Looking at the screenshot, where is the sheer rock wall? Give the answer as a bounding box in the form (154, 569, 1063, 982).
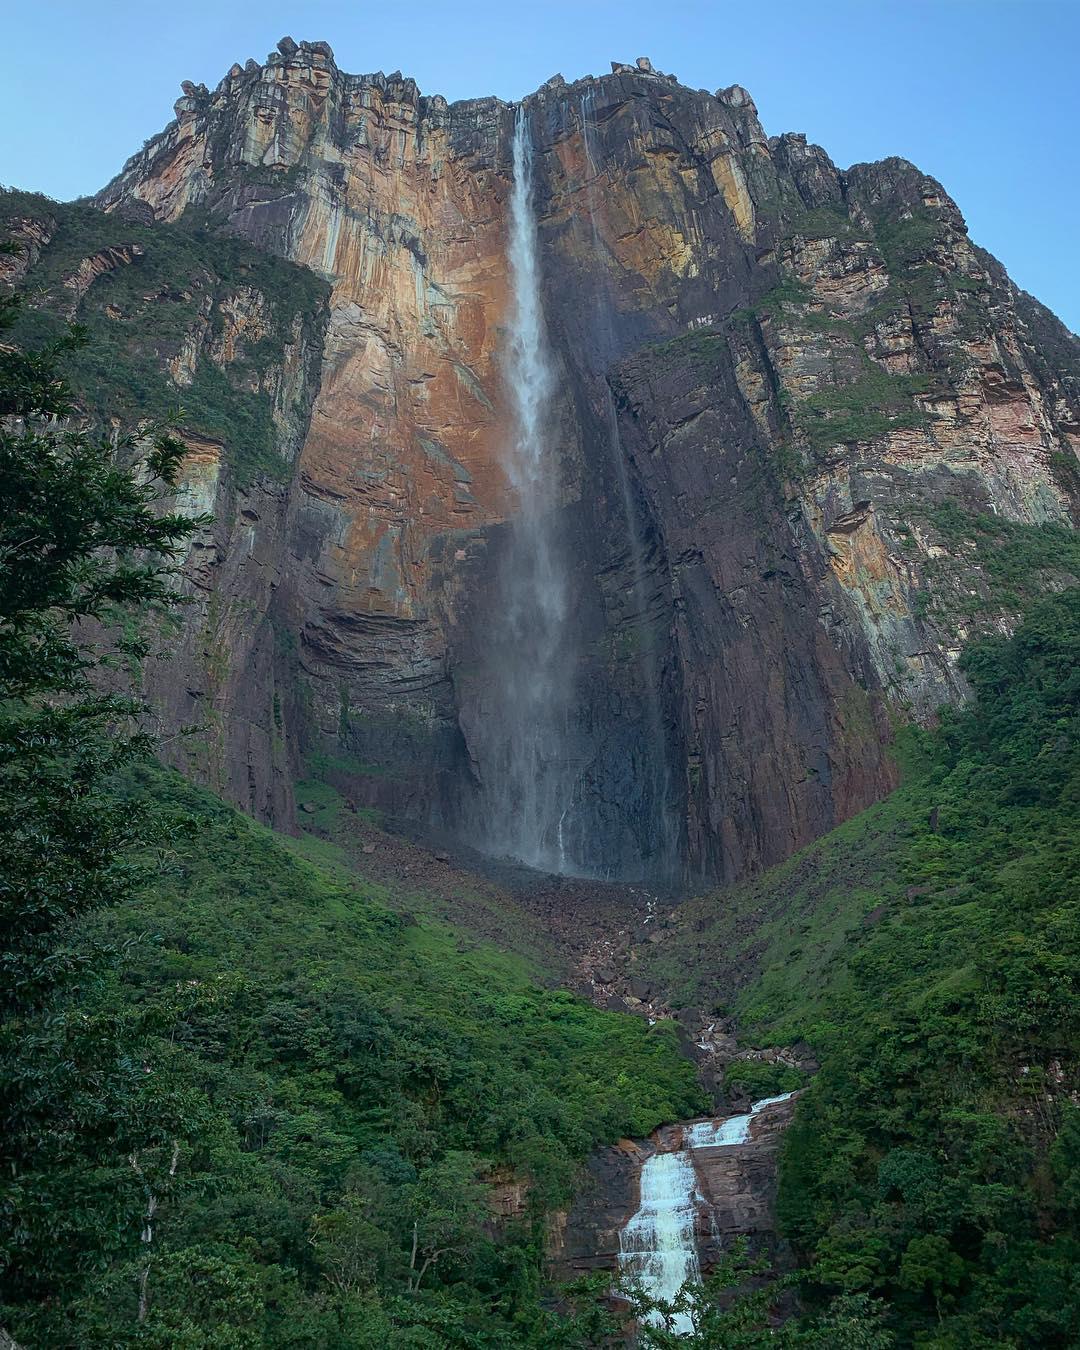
(65, 38, 1080, 879)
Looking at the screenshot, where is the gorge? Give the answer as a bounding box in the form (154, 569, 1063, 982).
(2, 32, 1080, 1349)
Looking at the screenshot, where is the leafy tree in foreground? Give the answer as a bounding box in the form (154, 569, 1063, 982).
(0, 279, 201, 1323)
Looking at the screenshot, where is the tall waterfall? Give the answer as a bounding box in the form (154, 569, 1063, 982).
(478, 105, 579, 873)
(618, 1093, 797, 1336)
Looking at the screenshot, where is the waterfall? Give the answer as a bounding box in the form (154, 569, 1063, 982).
(684, 1093, 796, 1148)
(619, 1150, 701, 1337)
(477, 104, 579, 873)
(618, 1093, 797, 1336)
(469, 97, 677, 879)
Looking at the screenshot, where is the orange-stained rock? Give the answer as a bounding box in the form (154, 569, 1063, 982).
(15, 43, 1066, 881)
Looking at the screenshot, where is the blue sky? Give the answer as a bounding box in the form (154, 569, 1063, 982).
(2, 0, 1077, 331)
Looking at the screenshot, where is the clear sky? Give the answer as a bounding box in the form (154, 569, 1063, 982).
(2, 0, 1077, 331)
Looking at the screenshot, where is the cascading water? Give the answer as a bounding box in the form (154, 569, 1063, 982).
(619, 1150, 702, 1337)
(684, 1093, 796, 1148)
(618, 1093, 796, 1336)
(477, 104, 580, 873)
(470, 97, 678, 879)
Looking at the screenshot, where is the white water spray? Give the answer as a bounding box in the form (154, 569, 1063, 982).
(477, 105, 580, 872)
(619, 1150, 702, 1337)
(506, 105, 557, 519)
(618, 1093, 796, 1336)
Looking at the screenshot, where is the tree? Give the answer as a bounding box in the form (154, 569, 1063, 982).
(310, 1174, 396, 1296)
(0, 277, 203, 1327)
(405, 1152, 490, 1293)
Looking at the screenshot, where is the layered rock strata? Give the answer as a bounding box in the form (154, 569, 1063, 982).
(9, 37, 1075, 879)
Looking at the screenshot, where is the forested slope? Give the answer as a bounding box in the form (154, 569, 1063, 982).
(642, 592, 1080, 1345)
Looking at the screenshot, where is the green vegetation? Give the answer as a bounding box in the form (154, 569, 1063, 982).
(754, 275, 814, 318)
(786, 204, 872, 243)
(795, 364, 930, 454)
(721, 1058, 804, 1100)
(642, 326, 726, 374)
(642, 590, 1080, 1345)
(287, 772, 576, 981)
(871, 209, 948, 273)
(916, 503, 1080, 623)
(1050, 448, 1080, 496)
(0, 280, 198, 1338)
(857, 205, 988, 346)
(0, 189, 328, 486)
(6, 762, 700, 1346)
(650, 205, 975, 476)
(733, 202, 997, 470)
(561, 1240, 895, 1347)
(729, 276, 841, 340)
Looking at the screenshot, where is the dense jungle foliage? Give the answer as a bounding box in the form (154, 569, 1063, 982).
(780, 590, 1080, 1348)
(6, 764, 711, 1346)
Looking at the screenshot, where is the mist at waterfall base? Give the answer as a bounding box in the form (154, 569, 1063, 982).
(467, 102, 679, 882)
(618, 1094, 796, 1336)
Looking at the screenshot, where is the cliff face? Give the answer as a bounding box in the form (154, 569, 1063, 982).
(17, 39, 1077, 880)
(0, 190, 329, 822)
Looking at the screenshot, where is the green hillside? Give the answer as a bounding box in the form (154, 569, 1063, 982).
(3, 765, 704, 1347)
(641, 590, 1080, 1345)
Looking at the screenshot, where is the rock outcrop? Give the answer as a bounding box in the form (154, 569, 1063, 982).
(548, 1094, 799, 1282)
(6, 39, 1077, 881)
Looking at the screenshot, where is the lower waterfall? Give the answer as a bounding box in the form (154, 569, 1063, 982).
(619, 1148, 702, 1336)
(617, 1093, 796, 1336)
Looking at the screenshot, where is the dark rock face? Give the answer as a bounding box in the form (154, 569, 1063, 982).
(19, 40, 1073, 882)
(547, 1138, 646, 1276)
(612, 334, 895, 880)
